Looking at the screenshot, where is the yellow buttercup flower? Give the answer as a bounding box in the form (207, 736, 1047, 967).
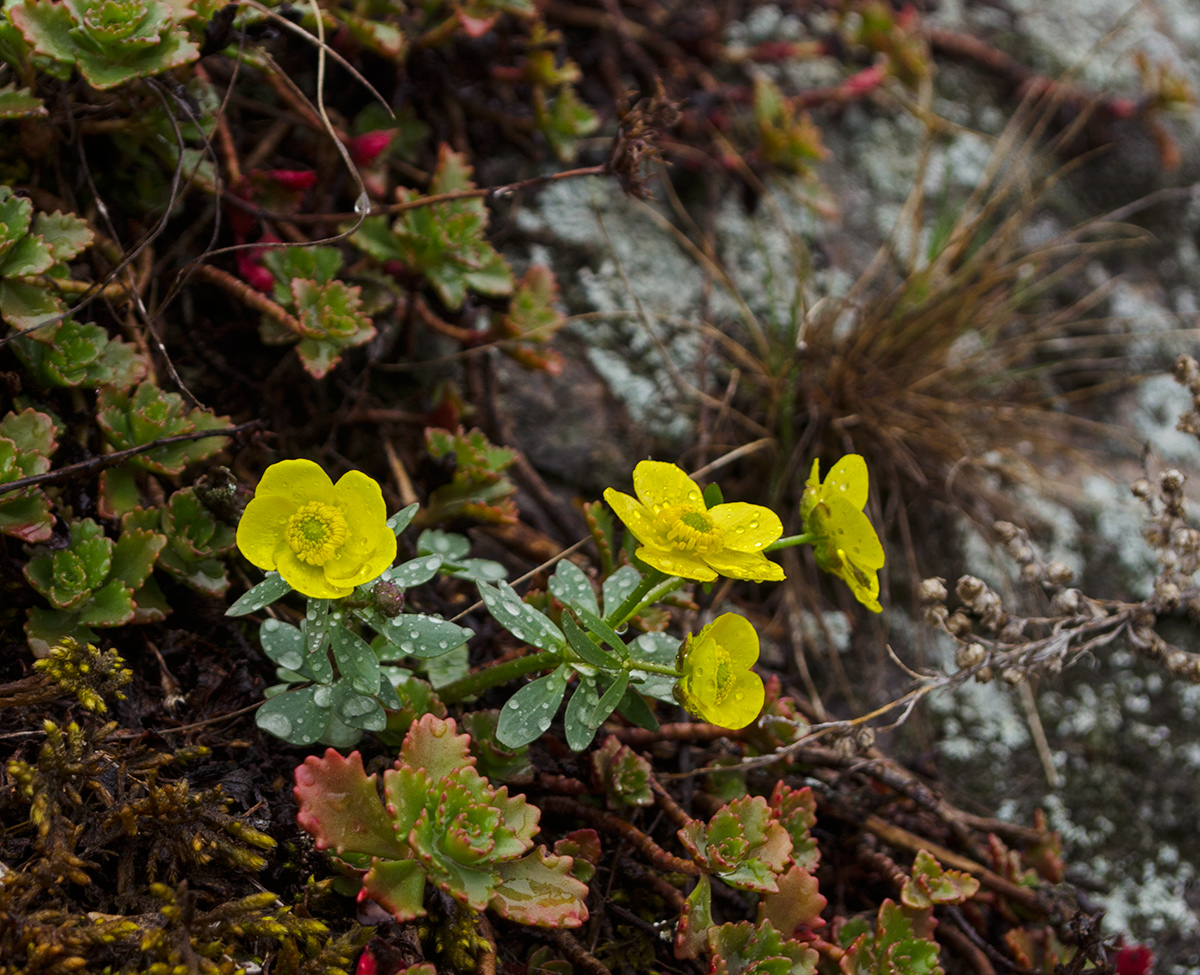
(673, 613, 765, 729)
(236, 459, 397, 599)
(800, 455, 884, 613)
(603, 461, 784, 583)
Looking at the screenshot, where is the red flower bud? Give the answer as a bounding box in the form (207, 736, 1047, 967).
(264, 169, 317, 191)
(1115, 945, 1154, 975)
(348, 130, 394, 168)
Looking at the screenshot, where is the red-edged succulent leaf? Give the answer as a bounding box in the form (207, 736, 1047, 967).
(553, 829, 600, 884)
(491, 846, 589, 928)
(708, 919, 818, 975)
(900, 850, 980, 910)
(494, 265, 564, 374)
(674, 874, 713, 960)
(770, 782, 819, 871)
(398, 713, 477, 780)
(678, 795, 792, 893)
(295, 749, 410, 861)
(591, 735, 653, 808)
(758, 865, 826, 936)
(359, 857, 428, 922)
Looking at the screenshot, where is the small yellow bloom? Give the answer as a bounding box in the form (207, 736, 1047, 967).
(236, 459, 397, 599)
(800, 455, 885, 613)
(603, 461, 784, 583)
(673, 613, 764, 729)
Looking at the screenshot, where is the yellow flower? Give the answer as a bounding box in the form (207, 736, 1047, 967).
(673, 613, 764, 729)
(236, 459, 397, 599)
(603, 461, 784, 583)
(800, 455, 885, 613)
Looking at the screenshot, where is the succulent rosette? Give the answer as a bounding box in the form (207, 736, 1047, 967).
(10, 0, 200, 90)
(294, 715, 588, 928)
(236, 459, 397, 599)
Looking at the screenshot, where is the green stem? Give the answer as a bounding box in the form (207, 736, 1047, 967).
(605, 568, 668, 628)
(626, 658, 681, 677)
(438, 650, 561, 704)
(765, 532, 815, 552)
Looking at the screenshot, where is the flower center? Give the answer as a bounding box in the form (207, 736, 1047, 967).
(711, 645, 734, 703)
(659, 505, 724, 554)
(284, 502, 348, 565)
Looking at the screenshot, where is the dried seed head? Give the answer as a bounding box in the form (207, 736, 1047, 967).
(1051, 588, 1082, 615)
(1019, 562, 1043, 584)
(1155, 579, 1181, 610)
(993, 521, 1019, 543)
(1001, 668, 1024, 686)
(1011, 542, 1034, 564)
(924, 604, 950, 628)
(955, 642, 987, 669)
(1173, 354, 1198, 385)
(956, 575, 986, 603)
(975, 666, 994, 684)
(1131, 478, 1154, 500)
(1172, 528, 1200, 553)
(999, 619, 1027, 643)
(946, 611, 973, 638)
(1045, 561, 1074, 586)
(1161, 469, 1186, 493)
(918, 577, 948, 604)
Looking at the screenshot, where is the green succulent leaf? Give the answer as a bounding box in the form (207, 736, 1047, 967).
(227, 572, 292, 616)
(708, 919, 818, 975)
(678, 795, 793, 894)
(491, 847, 589, 928)
(496, 664, 571, 748)
(548, 559, 598, 617)
(590, 735, 653, 808)
(96, 382, 231, 475)
(758, 865, 827, 939)
(478, 580, 565, 653)
(900, 850, 980, 910)
(0, 82, 45, 118)
(257, 685, 330, 745)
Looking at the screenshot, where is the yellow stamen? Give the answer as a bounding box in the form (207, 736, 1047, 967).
(284, 502, 348, 565)
(658, 506, 724, 555)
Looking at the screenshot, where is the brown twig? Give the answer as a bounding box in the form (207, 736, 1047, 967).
(191, 263, 305, 337)
(0, 420, 263, 498)
(539, 796, 700, 876)
(221, 165, 606, 225)
(649, 776, 692, 830)
(612, 721, 741, 746)
(553, 931, 612, 975)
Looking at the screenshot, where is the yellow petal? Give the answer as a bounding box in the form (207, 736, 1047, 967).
(703, 549, 785, 583)
(712, 670, 764, 729)
(256, 458, 336, 506)
(709, 502, 782, 553)
(824, 496, 884, 569)
(276, 548, 354, 599)
(603, 488, 658, 546)
(333, 469, 388, 525)
(822, 454, 869, 510)
(707, 613, 760, 669)
(632, 461, 705, 511)
(636, 545, 718, 582)
(325, 530, 397, 588)
(236, 494, 297, 570)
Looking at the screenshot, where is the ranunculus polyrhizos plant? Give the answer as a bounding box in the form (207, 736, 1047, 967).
(604, 461, 785, 583)
(10, 0, 200, 90)
(800, 454, 885, 612)
(673, 613, 765, 730)
(294, 714, 589, 928)
(236, 459, 397, 599)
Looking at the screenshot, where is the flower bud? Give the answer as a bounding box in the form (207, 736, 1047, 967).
(956, 575, 986, 602)
(1045, 561, 1074, 586)
(955, 642, 987, 669)
(371, 579, 406, 617)
(918, 577, 948, 604)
